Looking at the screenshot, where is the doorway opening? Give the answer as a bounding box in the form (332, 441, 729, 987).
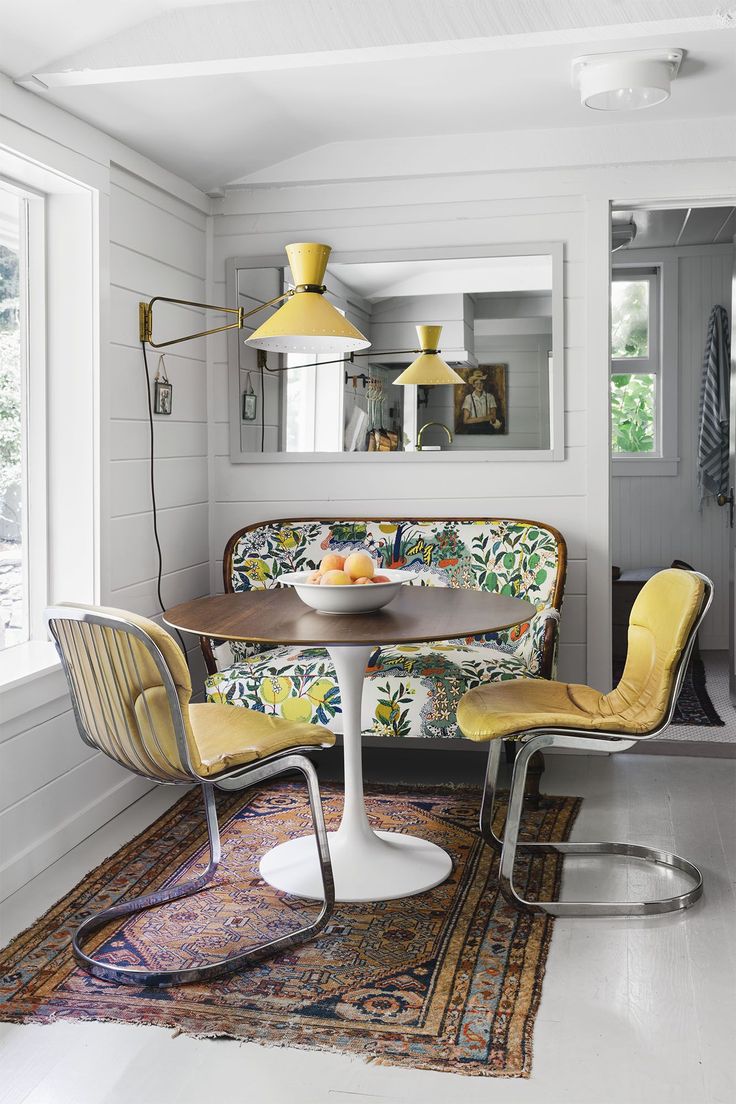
(609, 202, 736, 745)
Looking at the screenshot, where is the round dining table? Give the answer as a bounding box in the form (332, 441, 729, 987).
(165, 585, 534, 903)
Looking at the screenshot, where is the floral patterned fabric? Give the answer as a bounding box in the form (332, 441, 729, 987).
(206, 642, 537, 741)
(206, 519, 565, 740)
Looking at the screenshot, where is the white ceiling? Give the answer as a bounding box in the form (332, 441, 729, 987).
(1, 1, 735, 193)
(613, 205, 736, 248)
(329, 256, 552, 301)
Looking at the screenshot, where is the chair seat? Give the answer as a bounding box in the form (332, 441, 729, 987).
(457, 677, 657, 742)
(188, 702, 335, 777)
(205, 642, 539, 740)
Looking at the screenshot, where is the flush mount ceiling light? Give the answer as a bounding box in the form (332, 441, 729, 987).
(572, 49, 683, 111)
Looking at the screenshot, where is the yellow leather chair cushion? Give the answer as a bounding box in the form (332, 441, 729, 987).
(188, 702, 335, 777)
(457, 569, 704, 743)
(133, 688, 334, 778)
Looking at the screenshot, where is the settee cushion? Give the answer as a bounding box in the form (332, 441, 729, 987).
(205, 640, 539, 740)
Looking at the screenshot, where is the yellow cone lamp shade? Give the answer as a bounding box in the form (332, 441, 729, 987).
(246, 243, 371, 355)
(393, 325, 465, 386)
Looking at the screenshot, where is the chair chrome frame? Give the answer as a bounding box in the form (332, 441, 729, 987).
(478, 572, 713, 917)
(46, 605, 335, 987)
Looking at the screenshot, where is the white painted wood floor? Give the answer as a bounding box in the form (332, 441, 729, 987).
(1, 752, 735, 1104)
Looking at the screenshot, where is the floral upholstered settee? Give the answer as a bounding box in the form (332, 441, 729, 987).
(203, 518, 566, 742)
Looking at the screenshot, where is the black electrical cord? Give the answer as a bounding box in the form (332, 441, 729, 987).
(141, 341, 189, 663)
(259, 355, 266, 452)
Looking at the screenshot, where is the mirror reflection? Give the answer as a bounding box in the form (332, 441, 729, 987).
(230, 252, 556, 456)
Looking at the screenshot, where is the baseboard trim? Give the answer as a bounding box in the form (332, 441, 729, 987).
(0, 773, 155, 902)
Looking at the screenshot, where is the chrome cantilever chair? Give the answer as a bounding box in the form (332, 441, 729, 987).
(457, 569, 713, 917)
(45, 604, 336, 986)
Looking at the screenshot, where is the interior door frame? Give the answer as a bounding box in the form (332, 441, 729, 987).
(605, 194, 736, 695)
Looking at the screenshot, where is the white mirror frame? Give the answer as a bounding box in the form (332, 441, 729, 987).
(226, 241, 565, 464)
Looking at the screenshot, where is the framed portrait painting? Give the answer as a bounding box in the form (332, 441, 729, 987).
(454, 364, 507, 435)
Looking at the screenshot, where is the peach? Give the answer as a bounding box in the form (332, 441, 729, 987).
(354, 577, 373, 585)
(372, 575, 390, 584)
(320, 569, 352, 586)
(305, 570, 323, 585)
(320, 553, 345, 573)
(344, 551, 375, 580)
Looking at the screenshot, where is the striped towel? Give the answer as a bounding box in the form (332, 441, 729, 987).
(697, 305, 730, 506)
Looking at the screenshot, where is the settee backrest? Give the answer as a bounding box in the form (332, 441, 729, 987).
(224, 518, 566, 617)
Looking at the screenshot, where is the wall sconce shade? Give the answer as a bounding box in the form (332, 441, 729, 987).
(572, 49, 683, 111)
(393, 325, 465, 386)
(247, 242, 370, 354)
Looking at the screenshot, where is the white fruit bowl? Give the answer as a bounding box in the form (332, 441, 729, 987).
(279, 569, 416, 614)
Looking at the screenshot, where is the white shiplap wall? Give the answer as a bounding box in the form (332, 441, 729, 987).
(612, 245, 734, 649)
(0, 82, 209, 904)
(208, 188, 589, 684)
(106, 166, 210, 653)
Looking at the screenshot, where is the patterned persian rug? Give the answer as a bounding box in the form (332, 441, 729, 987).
(0, 780, 580, 1078)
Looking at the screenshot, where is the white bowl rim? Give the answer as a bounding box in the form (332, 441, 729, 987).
(279, 568, 417, 589)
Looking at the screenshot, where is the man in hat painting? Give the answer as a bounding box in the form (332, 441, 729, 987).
(461, 368, 503, 434)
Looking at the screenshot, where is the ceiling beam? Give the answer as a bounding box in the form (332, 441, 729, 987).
(16, 5, 728, 88)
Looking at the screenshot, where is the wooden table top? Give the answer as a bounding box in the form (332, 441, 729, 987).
(164, 587, 535, 647)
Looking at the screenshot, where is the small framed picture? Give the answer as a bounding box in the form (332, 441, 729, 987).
(154, 380, 173, 415)
(242, 389, 257, 421)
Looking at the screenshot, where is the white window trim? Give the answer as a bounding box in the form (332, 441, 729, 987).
(0, 149, 100, 695)
(611, 256, 679, 477)
(0, 180, 48, 654)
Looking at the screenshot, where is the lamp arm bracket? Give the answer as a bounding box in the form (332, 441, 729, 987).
(139, 291, 292, 349)
(263, 346, 424, 375)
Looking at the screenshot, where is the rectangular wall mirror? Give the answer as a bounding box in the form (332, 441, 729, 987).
(227, 243, 564, 462)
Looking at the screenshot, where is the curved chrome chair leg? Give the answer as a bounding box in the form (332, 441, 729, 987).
(487, 732, 703, 918)
(73, 757, 335, 987)
(479, 739, 505, 853)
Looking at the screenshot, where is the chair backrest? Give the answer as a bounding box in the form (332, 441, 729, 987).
(602, 569, 712, 733)
(46, 605, 197, 783)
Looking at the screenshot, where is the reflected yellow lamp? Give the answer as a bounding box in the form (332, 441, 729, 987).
(393, 325, 465, 386)
(138, 242, 370, 355)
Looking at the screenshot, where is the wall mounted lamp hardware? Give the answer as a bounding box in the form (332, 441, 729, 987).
(138, 242, 462, 388)
(138, 242, 370, 353)
(572, 49, 683, 111)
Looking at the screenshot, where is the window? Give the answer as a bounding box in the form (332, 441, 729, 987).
(610, 268, 660, 457)
(0, 145, 98, 699)
(0, 187, 26, 648)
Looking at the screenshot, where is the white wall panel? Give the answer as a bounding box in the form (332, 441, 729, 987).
(109, 503, 209, 591)
(110, 456, 208, 517)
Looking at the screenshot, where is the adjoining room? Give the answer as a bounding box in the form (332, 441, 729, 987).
(1, 5, 735, 1103)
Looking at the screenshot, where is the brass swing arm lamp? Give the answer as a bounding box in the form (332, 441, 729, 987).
(137, 242, 464, 386)
(138, 242, 368, 355)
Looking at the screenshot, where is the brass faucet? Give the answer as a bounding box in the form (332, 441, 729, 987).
(417, 421, 453, 451)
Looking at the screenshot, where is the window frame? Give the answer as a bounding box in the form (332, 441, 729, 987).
(610, 267, 660, 457)
(611, 259, 679, 476)
(0, 179, 47, 651)
(0, 142, 100, 702)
